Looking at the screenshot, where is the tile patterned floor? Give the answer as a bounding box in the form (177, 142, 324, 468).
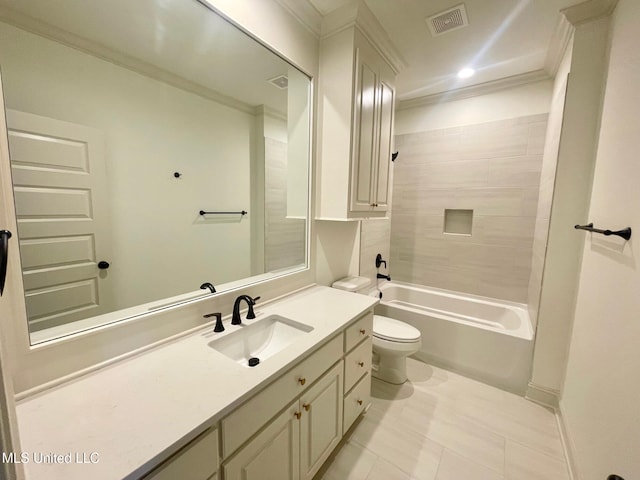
(317, 359, 570, 480)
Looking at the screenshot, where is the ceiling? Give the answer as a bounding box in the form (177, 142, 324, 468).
(0, 0, 295, 113)
(308, 0, 583, 100)
(0, 0, 585, 106)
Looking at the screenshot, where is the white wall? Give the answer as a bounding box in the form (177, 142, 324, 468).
(530, 15, 611, 396)
(395, 79, 553, 134)
(0, 22, 253, 310)
(561, 0, 640, 478)
(315, 221, 360, 286)
(527, 40, 573, 330)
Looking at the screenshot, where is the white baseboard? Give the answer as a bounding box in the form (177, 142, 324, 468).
(526, 384, 579, 479)
(556, 402, 581, 480)
(525, 381, 560, 408)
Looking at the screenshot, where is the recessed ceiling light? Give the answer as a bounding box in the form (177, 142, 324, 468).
(457, 67, 475, 79)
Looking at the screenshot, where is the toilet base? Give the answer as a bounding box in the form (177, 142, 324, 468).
(372, 355, 408, 384)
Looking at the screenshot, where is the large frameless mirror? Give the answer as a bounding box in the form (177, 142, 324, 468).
(0, 0, 311, 344)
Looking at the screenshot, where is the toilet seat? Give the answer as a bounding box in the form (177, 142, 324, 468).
(373, 315, 421, 343)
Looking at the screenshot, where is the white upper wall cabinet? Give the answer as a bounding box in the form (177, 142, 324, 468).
(317, 20, 397, 220)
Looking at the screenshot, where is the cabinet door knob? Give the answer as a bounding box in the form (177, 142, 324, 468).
(358, 361, 365, 367)
(357, 399, 363, 406)
(294, 411, 302, 420)
(303, 403, 311, 411)
(298, 377, 306, 386)
(359, 329, 366, 335)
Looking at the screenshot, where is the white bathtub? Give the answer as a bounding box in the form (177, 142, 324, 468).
(375, 281, 534, 395)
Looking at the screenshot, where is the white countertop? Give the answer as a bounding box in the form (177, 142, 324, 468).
(15, 286, 377, 480)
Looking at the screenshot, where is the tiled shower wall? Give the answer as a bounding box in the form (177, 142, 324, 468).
(264, 138, 305, 272)
(390, 114, 548, 303)
(360, 218, 392, 290)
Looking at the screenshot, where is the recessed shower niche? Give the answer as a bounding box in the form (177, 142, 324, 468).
(443, 209, 473, 235)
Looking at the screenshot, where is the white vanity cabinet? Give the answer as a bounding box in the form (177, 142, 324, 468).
(143, 427, 219, 480)
(299, 361, 344, 480)
(343, 312, 373, 433)
(317, 25, 397, 220)
(222, 310, 374, 480)
(224, 362, 343, 480)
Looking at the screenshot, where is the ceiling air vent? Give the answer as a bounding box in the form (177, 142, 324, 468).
(268, 74, 288, 89)
(426, 4, 469, 37)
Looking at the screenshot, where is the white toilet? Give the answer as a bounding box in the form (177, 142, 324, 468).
(332, 276, 422, 384)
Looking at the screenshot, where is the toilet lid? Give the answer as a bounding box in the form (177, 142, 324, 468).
(373, 315, 421, 343)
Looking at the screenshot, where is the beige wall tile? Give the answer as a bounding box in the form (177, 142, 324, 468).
(488, 155, 543, 187)
(360, 218, 391, 282)
(474, 216, 536, 248)
(526, 122, 548, 155)
(391, 114, 546, 303)
(264, 138, 305, 271)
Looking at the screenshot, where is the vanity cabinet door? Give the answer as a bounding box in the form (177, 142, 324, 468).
(299, 361, 344, 480)
(224, 401, 300, 480)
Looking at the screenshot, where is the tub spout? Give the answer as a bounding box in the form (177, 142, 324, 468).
(377, 273, 391, 281)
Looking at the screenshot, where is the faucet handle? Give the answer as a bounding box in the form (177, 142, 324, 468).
(204, 312, 224, 332)
(246, 296, 260, 319)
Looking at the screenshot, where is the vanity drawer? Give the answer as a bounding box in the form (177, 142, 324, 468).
(145, 427, 218, 480)
(345, 311, 373, 352)
(344, 336, 372, 392)
(343, 372, 371, 434)
(221, 334, 343, 458)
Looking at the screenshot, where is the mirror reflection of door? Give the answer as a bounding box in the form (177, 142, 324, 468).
(6, 110, 114, 336)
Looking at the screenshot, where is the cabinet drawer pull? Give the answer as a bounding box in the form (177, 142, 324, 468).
(298, 377, 306, 386)
(358, 361, 364, 367)
(294, 411, 302, 420)
(357, 399, 363, 406)
(303, 403, 311, 411)
(359, 329, 366, 335)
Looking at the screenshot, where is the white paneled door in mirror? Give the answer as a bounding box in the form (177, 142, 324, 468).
(0, 0, 311, 343)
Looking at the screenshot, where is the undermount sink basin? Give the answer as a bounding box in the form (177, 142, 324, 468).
(208, 315, 314, 367)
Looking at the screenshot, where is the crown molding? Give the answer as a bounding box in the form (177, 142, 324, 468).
(397, 69, 551, 111)
(0, 7, 256, 116)
(320, 1, 406, 74)
(561, 0, 618, 26)
(273, 0, 322, 38)
(544, 14, 574, 76)
(254, 105, 287, 122)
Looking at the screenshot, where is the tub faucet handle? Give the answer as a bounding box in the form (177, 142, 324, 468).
(375, 253, 387, 269)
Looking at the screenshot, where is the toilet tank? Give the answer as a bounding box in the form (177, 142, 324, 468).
(331, 276, 371, 295)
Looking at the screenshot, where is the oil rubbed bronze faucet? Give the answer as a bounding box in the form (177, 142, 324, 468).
(231, 295, 260, 325)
